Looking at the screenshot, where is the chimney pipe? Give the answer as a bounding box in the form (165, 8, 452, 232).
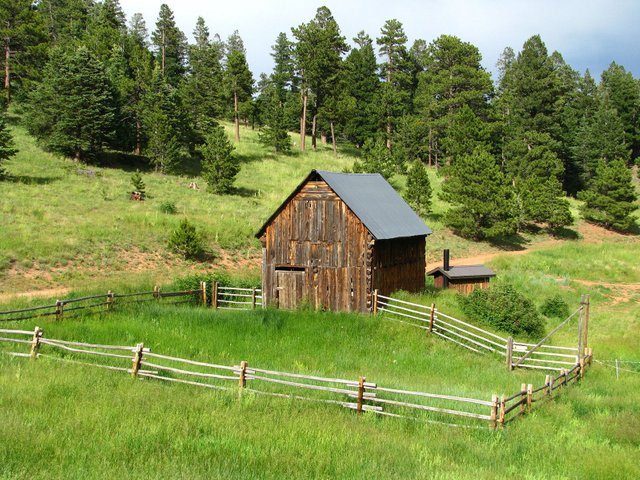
(443, 249, 450, 271)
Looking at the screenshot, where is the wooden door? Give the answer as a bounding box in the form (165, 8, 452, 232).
(276, 269, 305, 309)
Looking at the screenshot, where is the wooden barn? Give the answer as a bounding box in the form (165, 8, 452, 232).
(256, 170, 432, 312)
(427, 250, 496, 294)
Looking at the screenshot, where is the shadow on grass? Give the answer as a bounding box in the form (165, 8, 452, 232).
(549, 226, 581, 240)
(231, 186, 259, 198)
(487, 233, 528, 251)
(96, 151, 152, 172)
(6, 174, 62, 185)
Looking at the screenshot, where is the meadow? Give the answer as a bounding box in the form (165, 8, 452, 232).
(1, 118, 639, 478)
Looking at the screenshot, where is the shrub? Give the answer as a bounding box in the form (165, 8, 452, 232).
(459, 284, 545, 338)
(540, 294, 570, 319)
(167, 219, 205, 260)
(159, 200, 177, 214)
(131, 170, 146, 198)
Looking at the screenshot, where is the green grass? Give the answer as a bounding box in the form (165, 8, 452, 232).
(1, 301, 639, 479)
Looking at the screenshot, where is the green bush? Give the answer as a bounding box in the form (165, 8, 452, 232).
(540, 294, 570, 319)
(130, 170, 146, 198)
(159, 200, 177, 214)
(459, 284, 545, 338)
(167, 219, 205, 260)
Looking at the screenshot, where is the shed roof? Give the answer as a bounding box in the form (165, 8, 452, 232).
(256, 170, 432, 240)
(426, 265, 496, 280)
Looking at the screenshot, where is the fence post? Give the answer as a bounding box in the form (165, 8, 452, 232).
(238, 360, 248, 388)
(577, 295, 585, 364)
(131, 343, 144, 378)
(583, 294, 590, 349)
(587, 348, 593, 366)
(544, 375, 551, 397)
(356, 376, 366, 415)
(252, 288, 257, 309)
(153, 285, 160, 302)
(106, 290, 115, 311)
(429, 303, 436, 333)
(519, 384, 526, 415)
(506, 337, 514, 370)
(498, 395, 506, 428)
(490, 394, 499, 429)
(372, 289, 378, 314)
(560, 368, 567, 387)
(579, 357, 585, 380)
(213, 282, 219, 309)
(527, 384, 533, 413)
(30, 327, 43, 360)
(55, 300, 63, 321)
(200, 281, 207, 306)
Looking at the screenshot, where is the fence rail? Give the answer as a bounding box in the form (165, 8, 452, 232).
(374, 292, 589, 373)
(2, 326, 592, 429)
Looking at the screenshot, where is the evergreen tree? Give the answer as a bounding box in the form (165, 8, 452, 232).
(85, 0, 126, 61)
(141, 71, 192, 173)
(342, 31, 380, 147)
(25, 46, 116, 161)
(151, 3, 187, 86)
(415, 35, 494, 166)
(0, 0, 48, 102)
(441, 149, 517, 239)
(180, 17, 224, 134)
(0, 114, 17, 178)
(404, 160, 432, 215)
(224, 37, 253, 143)
(578, 159, 638, 230)
(269, 32, 299, 132)
(200, 125, 239, 194)
(352, 137, 395, 180)
(37, 0, 93, 45)
(258, 82, 292, 153)
(376, 19, 414, 149)
(600, 62, 640, 162)
(292, 6, 348, 151)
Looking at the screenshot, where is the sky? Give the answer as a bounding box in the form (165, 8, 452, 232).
(119, 0, 640, 81)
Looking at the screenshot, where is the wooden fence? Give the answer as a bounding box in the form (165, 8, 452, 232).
(374, 292, 591, 373)
(0, 282, 263, 323)
(0, 326, 591, 429)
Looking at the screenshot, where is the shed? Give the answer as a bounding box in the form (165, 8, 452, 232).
(427, 250, 496, 294)
(256, 170, 432, 312)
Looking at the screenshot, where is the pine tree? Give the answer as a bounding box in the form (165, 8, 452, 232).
(404, 160, 432, 215)
(25, 46, 116, 161)
(0, 113, 17, 178)
(151, 4, 187, 86)
(224, 42, 253, 143)
(0, 0, 47, 102)
(578, 159, 638, 231)
(258, 82, 292, 153)
(37, 0, 93, 45)
(352, 137, 395, 180)
(180, 17, 224, 134)
(441, 149, 517, 239)
(200, 125, 239, 194)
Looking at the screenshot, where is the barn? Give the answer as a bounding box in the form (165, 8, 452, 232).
(427, 249, 496, 294)
(256, 170, 432, 312)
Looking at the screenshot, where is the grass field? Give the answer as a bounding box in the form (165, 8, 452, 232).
(1, 115, 639, 478)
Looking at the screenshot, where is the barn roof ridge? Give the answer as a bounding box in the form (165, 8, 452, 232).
(256, 169, 432, 240)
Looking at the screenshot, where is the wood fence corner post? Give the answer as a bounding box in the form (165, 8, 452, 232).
(153, 285, 160, 301)
(200, 281, 207, 306)
(527, 384, 533, 413)
(544, 375, 551, 397)
(490, 394, 499, 429)
(588, 348, 593, 366)
(429, 303, 436, 333)
(131, 343, 144, 378)
(55, 300, 63, 321)
(213, 282, 219, 309)
(579, 357, 585, 380)
(30, 326, 42, 360)
(520, 383, 526, 415)
(506, 337, 514, 371)
(372, 290, 378, 314)
(357, 376, 366, 415)
(107, 290, 114, 311)
(498, 395, 506, 428)
(238, 360, 248, 388)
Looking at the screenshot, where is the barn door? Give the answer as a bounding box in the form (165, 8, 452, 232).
(276, 269, 306, 309)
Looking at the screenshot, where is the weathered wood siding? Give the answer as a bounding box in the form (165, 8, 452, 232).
(433, 275, 490, 294)
(372, 237, 426, 296)
(261, 180, 370, 312)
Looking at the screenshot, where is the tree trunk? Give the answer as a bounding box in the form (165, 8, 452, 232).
(320, 132, 327, 145)
(161, 31, 165, 74)
(330, 121, 337, 158)
(234, 90, 240, 143)
(386, 117, 392, 150)
(300, 90, 307, 152)
(4, 42, 10, 103)
(311, 114, 317, 150)
(428, 127, 432, 167)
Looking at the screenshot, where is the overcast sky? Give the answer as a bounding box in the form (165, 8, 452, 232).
(119, 0, 640, 80)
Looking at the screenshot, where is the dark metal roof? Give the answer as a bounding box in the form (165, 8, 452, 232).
(256, 170, 432, 240)
(426, 265, 496, 280)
